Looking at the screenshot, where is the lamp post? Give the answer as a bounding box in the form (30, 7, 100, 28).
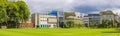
(56, 11, 59, 28)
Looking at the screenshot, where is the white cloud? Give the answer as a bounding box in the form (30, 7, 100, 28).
(112, 9, 120, 15)
(25, 0, 76, 14)
(24, 0, 120, 14)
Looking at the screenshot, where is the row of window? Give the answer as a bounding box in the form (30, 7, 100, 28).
(37, 25, 51, 28)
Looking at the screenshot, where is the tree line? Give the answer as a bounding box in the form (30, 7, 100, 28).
(0, 0, 30, 28)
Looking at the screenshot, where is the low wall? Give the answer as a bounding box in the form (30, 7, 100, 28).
(19, 23, 34, 28)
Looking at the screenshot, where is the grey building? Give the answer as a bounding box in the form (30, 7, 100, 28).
(88, 14, 100, 24)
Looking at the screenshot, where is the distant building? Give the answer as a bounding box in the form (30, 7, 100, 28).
(66, 16, 81, 21)
(82, 14, 100, 27)
(88, 14, 100, 24)
(31, 13, 57, 28)
(82, 10, 119, 28)
(83, 15, 89, 27)
(100, 10, 118, 25)
(48, 11, 65, 27)
(74, 12, 85, 19)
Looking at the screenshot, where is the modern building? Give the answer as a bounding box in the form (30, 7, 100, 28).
(48, 11, 65, 27)
(66, 16, 81, 22)
(82, 14, 100, 27)
(83, 15, 89, 27)
(74, 12, 85, 20)
(88, 14, 100, 24)
(31, 13, 57, 28)
(100, 10, 118, 27)
(82, 10, 119, 27)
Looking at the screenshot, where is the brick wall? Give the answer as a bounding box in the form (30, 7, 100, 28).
(19, 23, 34, 28)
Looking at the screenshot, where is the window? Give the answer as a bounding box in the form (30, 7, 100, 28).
(41, 25, 43, 28)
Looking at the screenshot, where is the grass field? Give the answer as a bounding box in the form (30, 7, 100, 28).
(0, 28, 119, 36)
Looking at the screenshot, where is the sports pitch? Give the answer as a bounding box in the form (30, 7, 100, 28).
(0, 28, 119, 36)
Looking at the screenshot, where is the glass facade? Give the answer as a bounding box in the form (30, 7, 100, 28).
(103, 15, 114, 20)
(38, 25, 50, 28)
(88, 14, 100, 24)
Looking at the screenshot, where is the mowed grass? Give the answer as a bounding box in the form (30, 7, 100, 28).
(0, 28, 119, 36)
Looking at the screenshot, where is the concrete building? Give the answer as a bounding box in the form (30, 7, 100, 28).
(74, 12, 85, 20)
(48, 11, 65, 27)
(82, 14, 100, 27)
(83, 15, 89, 27)
(31, 13, 57, 28)
(82, 10, 119, 27)
(88, 14, 100, 24)
(100, 10, 118, 27)
(100, 10, 117, 23)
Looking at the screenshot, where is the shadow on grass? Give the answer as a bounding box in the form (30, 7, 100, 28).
(102, 31, 119, 33)
(102, 29, 120, 33)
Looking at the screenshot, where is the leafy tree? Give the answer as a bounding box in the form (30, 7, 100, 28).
(0, 0, 30, 28)
(98, 20, 115, 28)
(0, 3, 9, 23)
(6, 2, 19, 28)
(65, 21, 74, 28)
(89, 22, 98, 28)
(74, 20, 84, 28)
(16, 1, 30, 23)
(64, 12, 75, 19)
(64, 12, 75, 28)
(59, 22, 65, 28)
(0, 0, 8, 3)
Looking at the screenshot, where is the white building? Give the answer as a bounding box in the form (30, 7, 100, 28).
(31, 13, 57, 28)
(74, 12, 86, 20)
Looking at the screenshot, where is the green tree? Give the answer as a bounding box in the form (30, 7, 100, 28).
(0, 0, 8, 3)
(74, 20, 84, 28)
(89, 22, 98, 28)
(6, 2, 19, 28)
(64, 12, 75, 19)
(64, 12, 75, 28)
(0, 1, 30, 28)
(0, 3, 9, 24)
(65, 21, 74, 28)
(59, 22, 65, 28)
(16, 1, 30, 23)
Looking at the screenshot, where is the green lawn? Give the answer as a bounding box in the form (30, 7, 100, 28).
(0, 28, 119, 36)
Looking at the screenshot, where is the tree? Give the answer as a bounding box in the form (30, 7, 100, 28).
(89, 22, 98, 28)
(0, 3, 9, 24)
(16, 1, 30, 23)
(0, 0, 8, 3)
(59, 22, 65, 28)
(64, 12, 75, 19)
(65, 21, 74, 28)
(74, 20, 84, 28)
(6, 2, 20, 28)
(0, 1, 30, 28)
(64, 12, 75, 28)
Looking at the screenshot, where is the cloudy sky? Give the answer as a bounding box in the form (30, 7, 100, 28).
(24, 0, 120, 14)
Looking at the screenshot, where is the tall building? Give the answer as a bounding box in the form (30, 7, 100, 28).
(88, 14, 100, 24)
(83, 10, 119, 28)
(31, 13, 57, 28)
(74, 12, 85, 19)
(83, 15, 89, 27)
(49, 11, 65, 27)
(100, 10, 118, 26)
